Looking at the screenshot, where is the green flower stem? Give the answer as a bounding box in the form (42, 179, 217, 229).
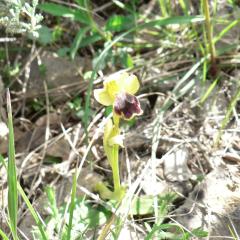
(112, 113, 121, 194)
(96, 113, 124, 201)
(113, 113, 120, 128)
(203, 0, 216, 63)
(112, 144, 121, 191)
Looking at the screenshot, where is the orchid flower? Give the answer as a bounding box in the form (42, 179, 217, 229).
(94, 72, 142, 120)
(94, 71, 143, 201)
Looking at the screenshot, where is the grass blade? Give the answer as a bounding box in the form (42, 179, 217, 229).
(0, 228, 9, 240)
(17, 183, 48, 240)
(70, 27, 89, 59)
(6, 89, 18, 240)
(216, 86, 240, 145)
(202, 0, 216, 63)
(213, 19, 240, 44)
(200, 77, 219, 104)
(0, 155, 48, 240)
(139, 15, 204, 29)
(66, 171, 77, 240)
(2, 93, 48, 240)
(158, 0, 169, 17)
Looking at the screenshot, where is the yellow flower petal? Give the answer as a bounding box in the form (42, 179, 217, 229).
(116, 71, 129, 86)
(104, 77, 122, 99)
(94, 88, 113, 106)
(122, 74, 140, 94)
(94, 71, 140, 107)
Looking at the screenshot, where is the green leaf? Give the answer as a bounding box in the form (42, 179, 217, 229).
(70, 27, 89, 59)
(78, 32, 103, 48)
(131, 196, 154, 215)
(57, 47, 70, 57)
(191, 228, 208, 237)
(38, 3, 89, 24)
(44, 155, 62, 164)
(130, 193, 176, 216)
(6, 90, 18, 240)
(145, 223, 178, 240)
(139, 15, 205, 29)
(73, 0, 92, 23)
(52, 26, 63, 42)
(39, 3, 75, 18)
(106, 15, 135, 32)
(121, 52, 134, 68)
(37, 26, 53, 45)
(64, 197, 111, 239)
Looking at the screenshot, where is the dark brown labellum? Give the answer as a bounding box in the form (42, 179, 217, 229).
(114, 92, 142, 119)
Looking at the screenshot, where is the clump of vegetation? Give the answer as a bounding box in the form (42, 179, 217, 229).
(0, 0, 43, 37)
(1, 0, 240, 239)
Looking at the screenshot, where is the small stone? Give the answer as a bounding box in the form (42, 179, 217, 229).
(0, 122, 8, 138)
(163, 146, 192, 182)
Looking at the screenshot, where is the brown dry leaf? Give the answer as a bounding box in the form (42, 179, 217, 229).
(35, 113, 61, 127)
(16, 127, 46, 153)
(0, 126, 23, 154)
(45, 138, 71, 161)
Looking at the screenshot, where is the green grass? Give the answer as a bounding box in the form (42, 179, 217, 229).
(6, 89, 18, 240)
(216, 85, 240, 145)
(1, 90, 48, 240)
(66, 170, 78, 240)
